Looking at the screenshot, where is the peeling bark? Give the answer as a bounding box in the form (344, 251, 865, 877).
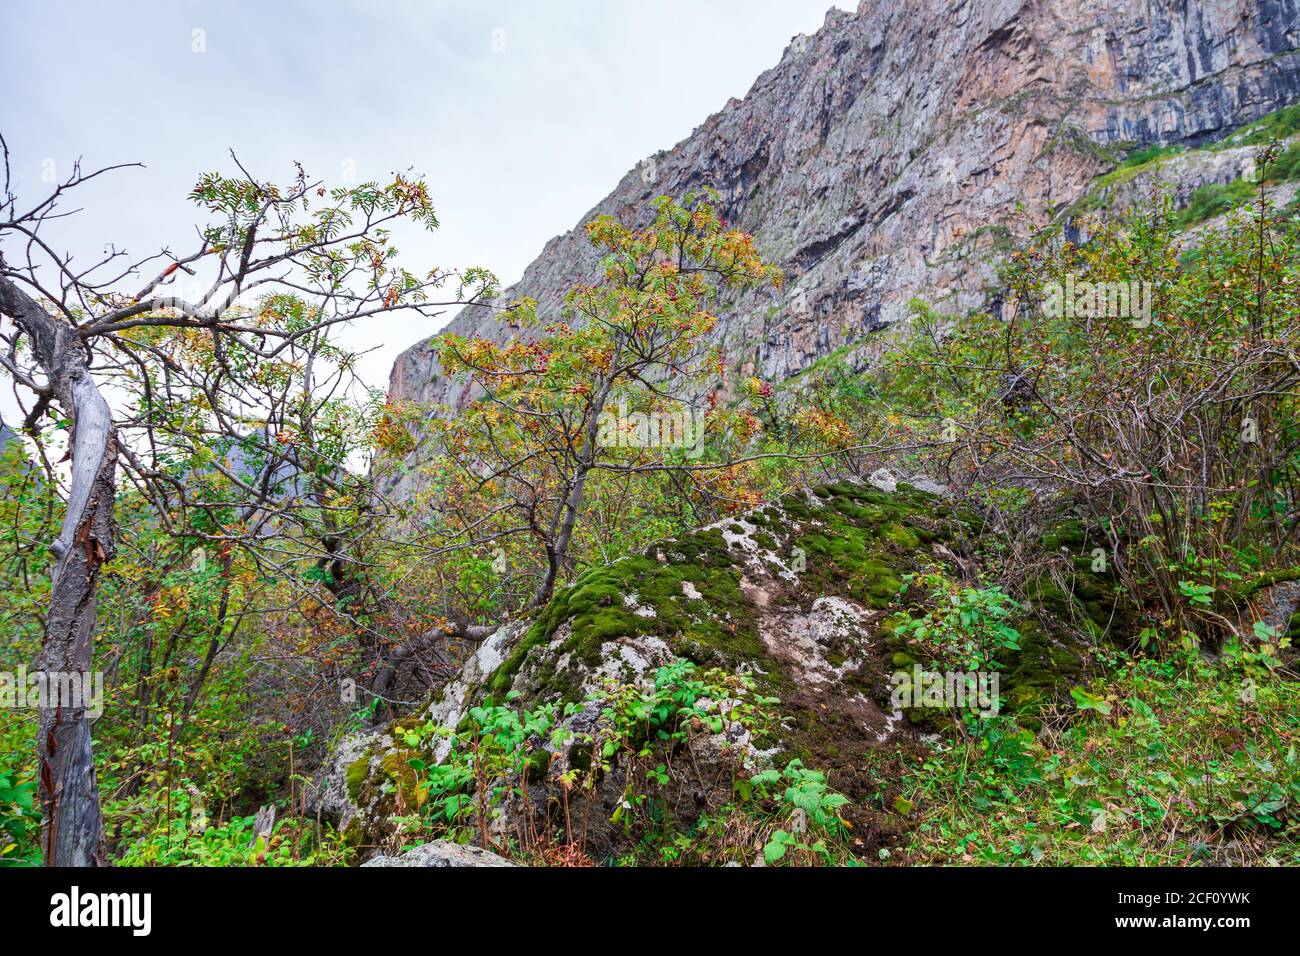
(0, 275, 115, 866)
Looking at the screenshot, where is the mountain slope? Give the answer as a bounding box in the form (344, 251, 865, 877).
(387, 0, 1300, 460)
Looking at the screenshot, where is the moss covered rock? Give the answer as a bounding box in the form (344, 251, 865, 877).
(313, 474, 994, 857)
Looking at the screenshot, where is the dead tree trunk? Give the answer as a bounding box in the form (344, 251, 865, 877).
(0, 274, 115, 866)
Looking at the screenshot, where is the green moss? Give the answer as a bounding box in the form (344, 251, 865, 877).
(490, 533, 769, 702)
(345, 755, 370, 805)
(788, 482, 964, 610)
(1041, 520, 1086, 553)
(481, 479, 971, 761)
(567, 741, 592, 773)
(1003, 621, 1086, 686)
(379, 747, 419, 805)
(665, 528, 732, 568)
(882, 522, 922, 549)
(903, 704, 952, 734)
(1238, 565, 1300, 597)
(338, 733, 428, 849)
(341, 817, 364, 849)
(778, 495, 817, 522)
(1001, 620, 1086, 725)
(524, 748, 551, 784)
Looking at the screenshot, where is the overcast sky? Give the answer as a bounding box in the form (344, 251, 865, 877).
(1, 0, 852, 409)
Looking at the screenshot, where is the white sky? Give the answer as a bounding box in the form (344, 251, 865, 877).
(1, 0, 854, 418)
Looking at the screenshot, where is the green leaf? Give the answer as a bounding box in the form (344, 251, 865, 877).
(763, 835, 789, 864)
(1070, 687, 1112, 715)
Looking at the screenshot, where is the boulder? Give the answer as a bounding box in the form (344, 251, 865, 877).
(362, 840, 515, 868)
(314, 478, 990, 857)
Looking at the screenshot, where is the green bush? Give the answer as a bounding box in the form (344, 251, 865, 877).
(116, 797, 351, 867)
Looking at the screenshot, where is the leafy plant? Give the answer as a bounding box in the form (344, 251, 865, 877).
(398, 657, 774, 863)
(432, 190, 783, 607)
(895, 649, 1300, 865)
(895, 575, 1022, 671)
(117, 805, 350, 867)
(750, 760, 851, 865)
(0, 770, 39, 866)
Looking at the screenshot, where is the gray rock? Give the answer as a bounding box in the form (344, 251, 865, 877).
(361, 840, 516, 868)
(1247, 580, 1300, 644)
(304, 726, 381, 830)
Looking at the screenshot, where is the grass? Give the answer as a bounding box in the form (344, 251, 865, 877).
(1267, 142, 1300, 183)
(1176, 179, 1258, 228)
(887, 651, 1299, 865)
(1224, 104, 1300, 149)
(1118, 142, 1185, 170)
(1073, 105, 1300, 218)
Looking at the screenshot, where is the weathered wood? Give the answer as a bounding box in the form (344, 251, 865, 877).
(0, 274, 115, 866)
(249, 804, 276, 851)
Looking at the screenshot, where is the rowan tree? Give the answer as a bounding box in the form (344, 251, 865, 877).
(430, 191, 782, 607)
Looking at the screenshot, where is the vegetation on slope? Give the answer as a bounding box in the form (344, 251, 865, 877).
(2, 128, 1297, 867)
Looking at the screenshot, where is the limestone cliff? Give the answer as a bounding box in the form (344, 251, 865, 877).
(386, 0, 1300, 439)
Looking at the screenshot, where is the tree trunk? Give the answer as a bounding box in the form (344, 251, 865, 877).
(534, 473, 587, 608)
(531, 383, 611, 608)
(0, 275, 115, 866)
(39, 412, 115, 866)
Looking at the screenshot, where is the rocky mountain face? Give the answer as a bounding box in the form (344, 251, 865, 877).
(387, 0, 1300, 431)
